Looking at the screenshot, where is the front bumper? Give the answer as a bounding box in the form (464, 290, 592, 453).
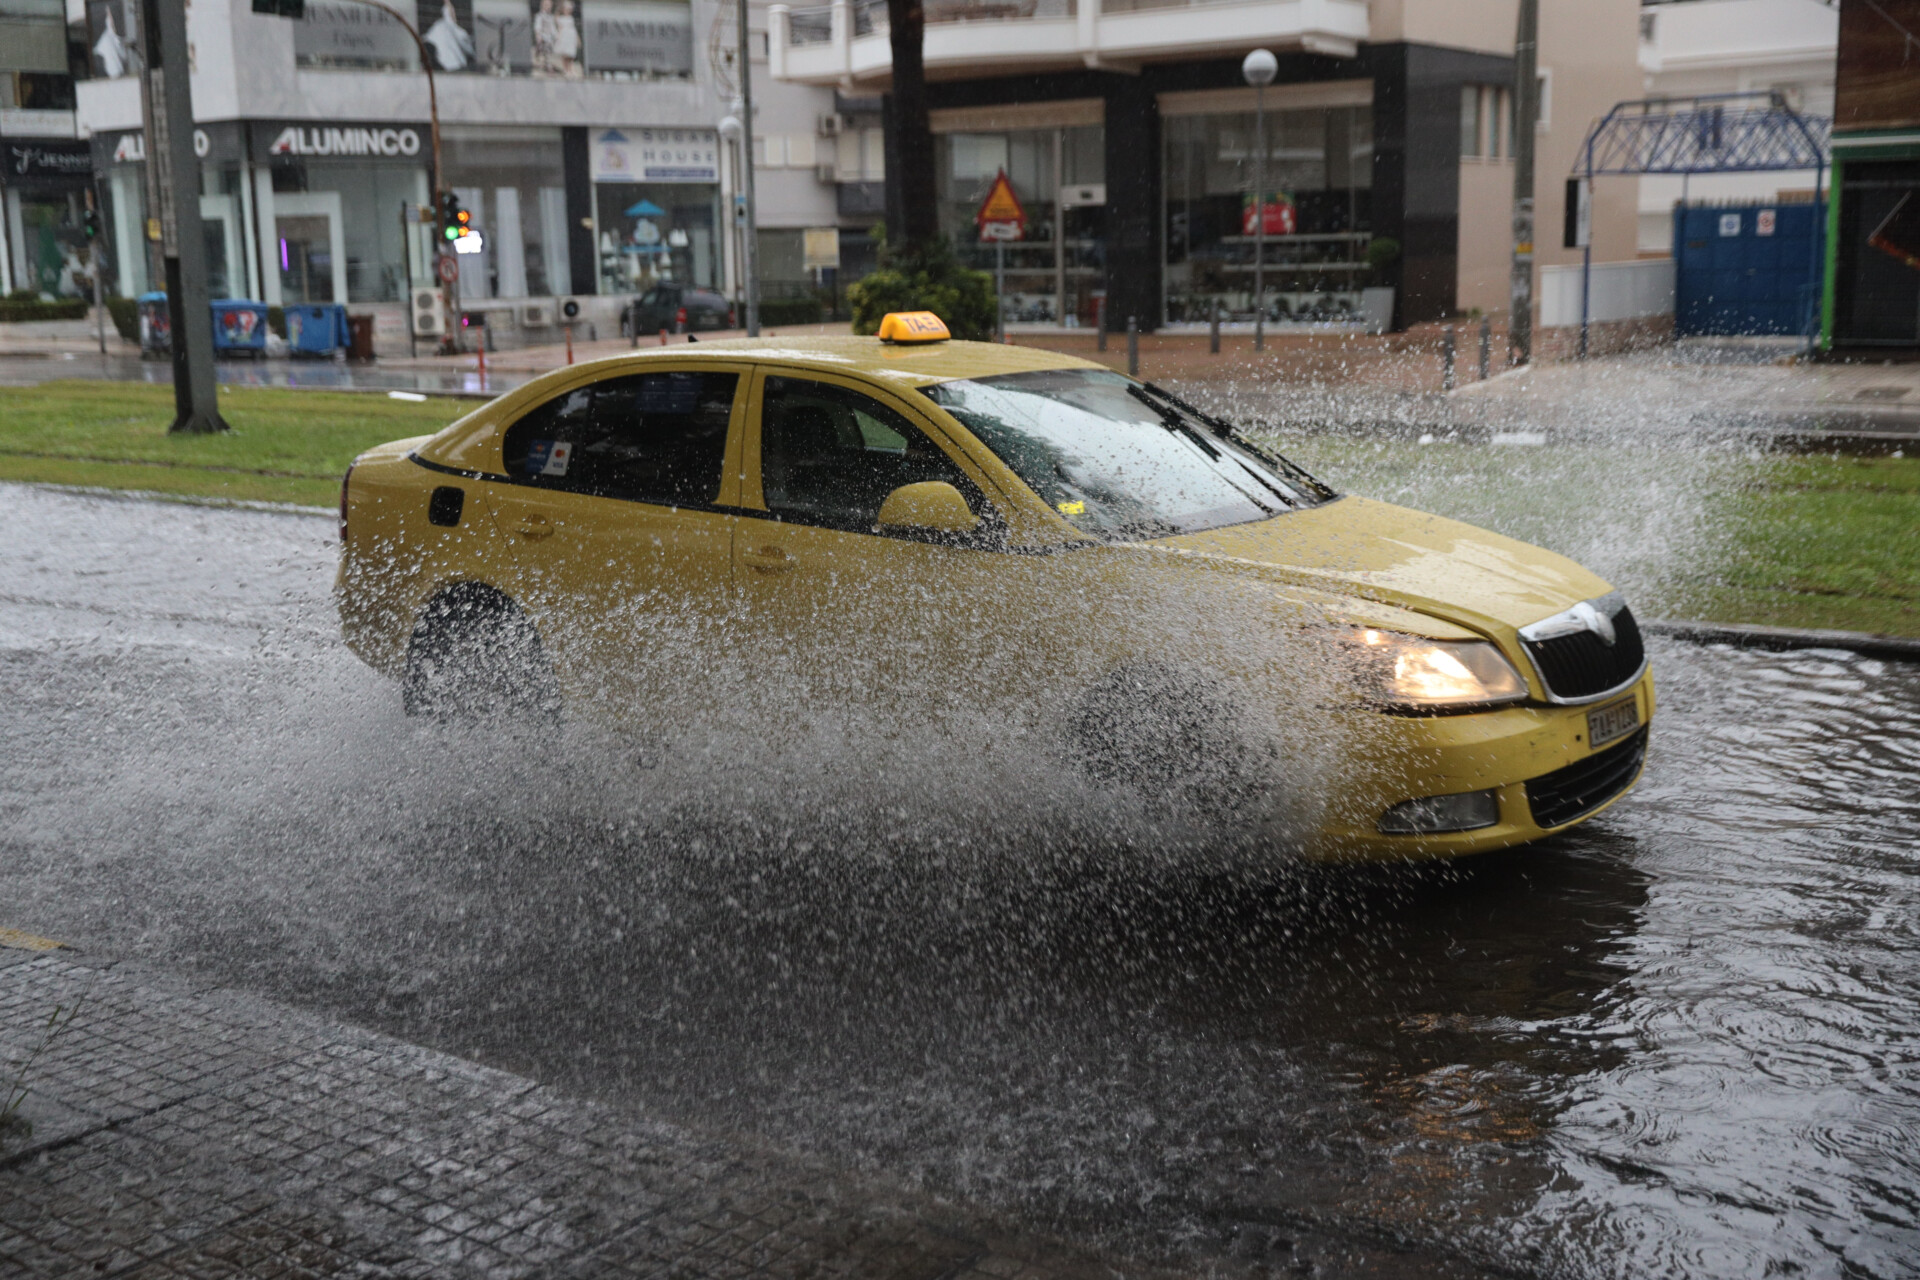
(1307, 667, 1655, 862)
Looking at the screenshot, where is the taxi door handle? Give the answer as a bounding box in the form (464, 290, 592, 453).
(514, 516, 555, 541)
(741, 544, 796, 573)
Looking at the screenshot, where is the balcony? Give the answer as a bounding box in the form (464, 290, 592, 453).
(769, 0, 1367, 87)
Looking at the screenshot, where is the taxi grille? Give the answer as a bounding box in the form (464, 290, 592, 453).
(1526, 728, 1648, 829)
(1524, 605, 1645, 700)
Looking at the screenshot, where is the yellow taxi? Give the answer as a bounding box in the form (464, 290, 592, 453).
(336, 313, 1651, 861)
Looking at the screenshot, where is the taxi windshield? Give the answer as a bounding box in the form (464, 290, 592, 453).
(921, 368, 1332, 541)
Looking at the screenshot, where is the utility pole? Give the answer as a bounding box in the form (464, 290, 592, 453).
(737, 0, 760, 336)
(1509, 0, 1538, 366)
(139, 0, 226, 432)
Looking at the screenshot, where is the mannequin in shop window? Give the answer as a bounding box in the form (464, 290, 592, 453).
(554, 0, 582, 79)
(425, 0, 474, 72)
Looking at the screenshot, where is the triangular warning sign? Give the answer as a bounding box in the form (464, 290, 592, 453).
(975, 170, 1026, 227)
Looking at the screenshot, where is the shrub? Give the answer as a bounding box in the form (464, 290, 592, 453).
(0, 298, 89, 323)
(1365, 236, 1402, 285)
(105, 296, 139, 341)
(758, 295, 824, 326)
(848, 237, 997, 341)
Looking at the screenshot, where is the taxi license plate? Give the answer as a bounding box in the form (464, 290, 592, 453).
(1587, 697, 1640, 749)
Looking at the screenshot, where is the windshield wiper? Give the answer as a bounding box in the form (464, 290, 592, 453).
(1137, 383, 1337, 503)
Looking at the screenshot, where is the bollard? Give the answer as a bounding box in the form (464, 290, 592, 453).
(659, 327, 668, 348)
(565, 324, 574, 366)
(1209, 300, 1221, 355)
(1127, 315, 1139, 377)
(1442, 325, 1456, 392)
(1478, 316, 1492, 381)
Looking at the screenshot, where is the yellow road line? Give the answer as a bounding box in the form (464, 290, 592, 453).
(0, 927, 67, 952)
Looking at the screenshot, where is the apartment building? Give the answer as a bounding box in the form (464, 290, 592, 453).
(1635, 0, 1836, 257)
(1, 0, 875, 344)
(769, 0, 1642, 331)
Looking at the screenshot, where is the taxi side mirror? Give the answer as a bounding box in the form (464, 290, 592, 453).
(875, 481, 978, 537)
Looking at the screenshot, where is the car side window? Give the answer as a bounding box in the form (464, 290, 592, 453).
(758, 376, 982, 533)
(501, 370, 737, 507)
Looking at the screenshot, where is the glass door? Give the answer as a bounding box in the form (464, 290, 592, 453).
(276, 214, 336, 303)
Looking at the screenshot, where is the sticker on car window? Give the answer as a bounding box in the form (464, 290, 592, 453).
(526, 439, 572, 477)
(637, 372, 702, 414)
(1056, 500, 1086, 515)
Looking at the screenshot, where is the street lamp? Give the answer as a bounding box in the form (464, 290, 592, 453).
(718, 112, 758, 334)
(1242, 47, 1277, 353)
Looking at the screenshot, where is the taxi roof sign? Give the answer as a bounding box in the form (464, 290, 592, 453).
(877, 311, 951, 343)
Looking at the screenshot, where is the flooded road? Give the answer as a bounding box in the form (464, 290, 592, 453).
(3, 475, 1919, 1278)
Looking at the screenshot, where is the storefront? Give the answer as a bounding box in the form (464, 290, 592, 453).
(931, 102, 1106, 327)
(2, 138, 96, 299)
(256, 119, 434, 306)
(587, 126, 722, 297)
(93, 123, 256, 302)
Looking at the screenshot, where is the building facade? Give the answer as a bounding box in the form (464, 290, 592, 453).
(1635, 0, 1836, 258)
(1824, 0, 1920, 350)
(769, 0, 1641, 331)
(0, 0, 92, 300)
(48, 0, 865, 346)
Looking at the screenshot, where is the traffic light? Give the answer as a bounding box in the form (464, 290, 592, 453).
(440, 191, 465, 244)
(82, 207, 100, 241)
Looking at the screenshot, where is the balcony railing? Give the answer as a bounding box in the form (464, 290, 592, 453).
(771, 0, 1368, 86)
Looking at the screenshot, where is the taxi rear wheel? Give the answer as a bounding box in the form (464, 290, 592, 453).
(402, 585, 559, 720)
(1066, 663, 1267, 815)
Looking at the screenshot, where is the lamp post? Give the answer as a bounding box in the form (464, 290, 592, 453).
(1242, 48, 1277, 353)
(731, 0, 761, 336)
(718, 113, 758, 335)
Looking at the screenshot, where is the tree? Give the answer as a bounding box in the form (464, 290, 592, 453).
(886, 0, 939, 251)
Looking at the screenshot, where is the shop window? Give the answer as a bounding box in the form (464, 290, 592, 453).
(593, 183, 720, 298)
(1161, 104, 1374, 325)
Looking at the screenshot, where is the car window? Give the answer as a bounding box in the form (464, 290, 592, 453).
(758, 375, 980, 533)
(922, 368, 1326, 541)
(501, 370, 737, 507)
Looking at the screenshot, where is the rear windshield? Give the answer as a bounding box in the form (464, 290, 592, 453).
(921, 368, 1332, 541)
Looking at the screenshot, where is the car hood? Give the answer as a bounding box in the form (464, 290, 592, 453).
(1134, 496, 1615, 637)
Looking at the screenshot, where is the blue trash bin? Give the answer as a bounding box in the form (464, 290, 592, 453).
(136, 291, 171, 358)
(210, 300, 269, 359)
(286, 303, 349, 357)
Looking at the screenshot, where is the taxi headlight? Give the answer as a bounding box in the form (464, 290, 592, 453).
(1347, 629, 1529, 710)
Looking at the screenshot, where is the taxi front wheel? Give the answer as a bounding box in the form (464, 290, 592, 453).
(402, 584, 559, 721)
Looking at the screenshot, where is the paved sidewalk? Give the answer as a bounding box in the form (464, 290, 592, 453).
(0, 943, 1480, 1280)
(0, 947, 1146, 1280)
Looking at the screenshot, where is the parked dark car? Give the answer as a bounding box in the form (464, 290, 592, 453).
(621, 286, 735, 336)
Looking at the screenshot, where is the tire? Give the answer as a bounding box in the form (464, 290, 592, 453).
(401, 585, 559, 720)
(1066, 662, 1267, 816)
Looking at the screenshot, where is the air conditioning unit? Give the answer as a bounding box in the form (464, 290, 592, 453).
(411, 287, 444, 337)
(1060, 183, 1107, 209)
(818, 113, 850, 137)
(815, 162, 839, 184)
(519, 301, 554, 327)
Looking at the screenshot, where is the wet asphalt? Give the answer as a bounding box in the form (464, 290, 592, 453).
(3, 472, 1919, 1279)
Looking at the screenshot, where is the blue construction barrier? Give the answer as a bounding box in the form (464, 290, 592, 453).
(1674, 201, 1825, 337)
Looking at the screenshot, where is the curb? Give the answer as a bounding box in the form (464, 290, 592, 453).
(1646, 620, 1920, 663)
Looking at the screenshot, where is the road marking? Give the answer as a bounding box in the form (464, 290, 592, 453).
(0, 927, 67, 952)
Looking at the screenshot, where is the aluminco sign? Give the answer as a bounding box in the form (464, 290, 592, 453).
(270, 125, 420, 157)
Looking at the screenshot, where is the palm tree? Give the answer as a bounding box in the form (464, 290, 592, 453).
(886, 0, 939, 251)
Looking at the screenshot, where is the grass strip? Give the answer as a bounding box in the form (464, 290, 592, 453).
(5, 381, 1916, 637)
(0, 381, 466, 508)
